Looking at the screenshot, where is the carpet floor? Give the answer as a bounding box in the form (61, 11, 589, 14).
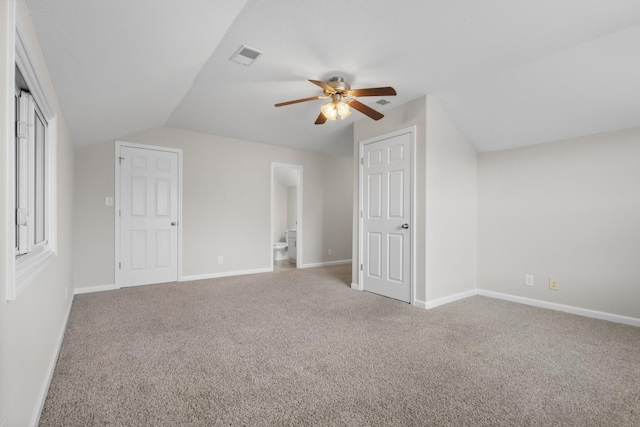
(40, 265, 640, 426)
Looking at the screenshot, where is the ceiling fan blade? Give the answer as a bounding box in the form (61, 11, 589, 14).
(347, 99, 384, 121)
(314, 112, 327, 125)
(350, 87, 397, 97)
(275, 96, 324, 107)
(309, 79, 336, 93)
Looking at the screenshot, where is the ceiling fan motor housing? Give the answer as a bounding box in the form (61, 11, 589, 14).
(324, 76, 351, 96)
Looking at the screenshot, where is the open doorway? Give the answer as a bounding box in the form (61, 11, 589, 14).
(271, 163, 302, 271)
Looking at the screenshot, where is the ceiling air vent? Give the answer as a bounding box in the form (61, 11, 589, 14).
(230, 45, 263, 66)
(376, 99, 391, 106)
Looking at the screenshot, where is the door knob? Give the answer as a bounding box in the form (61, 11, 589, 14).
(171, 222, 177, 226)
(401, 223, 409, 229)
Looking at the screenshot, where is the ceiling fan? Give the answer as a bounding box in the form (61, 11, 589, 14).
(275, 76, 397, 125)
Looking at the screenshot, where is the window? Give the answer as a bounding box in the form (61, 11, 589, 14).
(8, 23, 58, 300)
(15, 68, 49, 256)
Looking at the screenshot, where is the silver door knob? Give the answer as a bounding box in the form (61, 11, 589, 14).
(401, 223, 409, 229)
(171, 222, 177, 226)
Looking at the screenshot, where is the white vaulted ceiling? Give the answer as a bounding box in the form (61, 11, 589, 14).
(26, 0, 640, 156)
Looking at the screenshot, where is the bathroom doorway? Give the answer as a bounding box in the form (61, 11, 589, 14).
(271, 163, 303, 271)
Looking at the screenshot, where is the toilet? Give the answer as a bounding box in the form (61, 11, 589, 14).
(273, 242, 288, 261)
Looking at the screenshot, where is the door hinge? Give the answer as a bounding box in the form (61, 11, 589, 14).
(16, 121, 29, 138)
(360, 210, 363, 218)
(119, 262, 121, 269)
(118, 156, 125, 165)
(360, 263, 363, 271)
(119, 209, 121, 217)
(360, 157, 364, 165)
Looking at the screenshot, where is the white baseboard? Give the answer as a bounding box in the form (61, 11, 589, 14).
(351, 282, 361, 291)
(421, 289, 478, 310)
(181, 267, 273, 282)
(299, 259, 352, 269)
(478, 289, 640, 328)
(413, 299, 427, 309)
(74, 267, 279, 293)
(30, 298, 73, 427)
(74, 284, 116, 295)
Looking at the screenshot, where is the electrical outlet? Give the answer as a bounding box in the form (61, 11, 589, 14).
(549, 278, 559, 290)
(105, 196, 113, 206)
(525, 274, 534, 287)
(218, 256, 223, 264)
(327, 249, 332, 256)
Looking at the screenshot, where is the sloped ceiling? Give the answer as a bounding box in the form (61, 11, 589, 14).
(26, 0, 640, 157)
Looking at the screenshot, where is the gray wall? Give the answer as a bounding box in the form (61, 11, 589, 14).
(425, 96, 477, 301)
(74, 126, 353, 289)
(478, 127, 640, 318)
(0, 2, 75, 424)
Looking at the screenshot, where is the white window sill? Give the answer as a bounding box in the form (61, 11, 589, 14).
(14, 244, 57, 297)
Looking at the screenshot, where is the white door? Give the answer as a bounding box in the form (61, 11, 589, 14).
(362, 132, 412, 302)
(119, 146, 179, 287)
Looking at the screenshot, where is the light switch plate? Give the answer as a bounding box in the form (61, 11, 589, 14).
(525, 274, 534, 286)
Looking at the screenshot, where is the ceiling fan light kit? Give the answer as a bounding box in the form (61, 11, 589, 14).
(275, 76, 396, 124)
(320, 93, 352, 120)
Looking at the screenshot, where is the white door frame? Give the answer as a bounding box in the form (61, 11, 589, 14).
(270, 162, 303, 269)
(114, 141, 183, 288)
(357, 126, 416, 305)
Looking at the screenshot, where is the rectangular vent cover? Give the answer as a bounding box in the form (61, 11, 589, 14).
(230, 45, 263, 66)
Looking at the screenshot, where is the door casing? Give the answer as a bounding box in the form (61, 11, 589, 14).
(115, 141, 183, 288)
(357, 126, 416, 305)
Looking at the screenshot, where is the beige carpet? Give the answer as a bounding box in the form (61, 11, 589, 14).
(40, 265, 640, 426)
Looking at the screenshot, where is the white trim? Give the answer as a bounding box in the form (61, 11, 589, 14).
(422, 289, 477, 309)
(14, 249, 56, 296)
(2, 0, 16, 301)
(478, 289, 640, 328)
(73, 284, 117, 295)
(298, 259, 352, 269)
(181, 267, 273, 282)
(114, 141, 183, 289)
(29, 299, 73, 427)
(114, 144, 120, 287)
(357, 126, 417, 305)
(413, 299, 427, 309)
(15, 13, 53, 118)
(351, 282, 359, 290)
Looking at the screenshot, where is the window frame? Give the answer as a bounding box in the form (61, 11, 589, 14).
(6, 13, 58, 301)
(15, 89, 49, 256)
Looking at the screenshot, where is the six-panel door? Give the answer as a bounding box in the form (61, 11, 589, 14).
(362, 132, 411, 302)
(120, 146, 179, 287)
